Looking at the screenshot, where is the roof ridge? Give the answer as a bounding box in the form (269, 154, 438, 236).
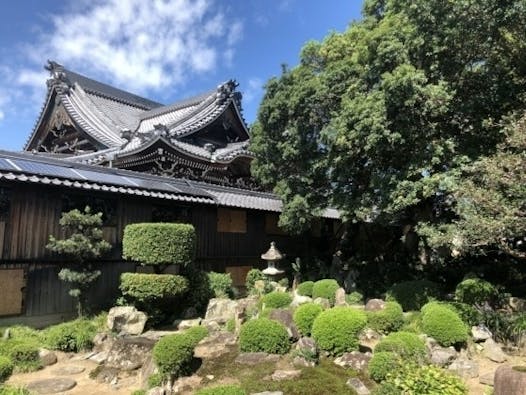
(139, 88, 216, 121)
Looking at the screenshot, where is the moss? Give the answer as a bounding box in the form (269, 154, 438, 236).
(312, 280, 340, 305)
(297, 281, 315, 297)
(260, 292, 292, 309)
(195, 385, 246, 395)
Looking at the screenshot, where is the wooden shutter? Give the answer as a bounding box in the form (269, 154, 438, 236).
(217, 208, 247, 233)
(0, 269, 25, 316)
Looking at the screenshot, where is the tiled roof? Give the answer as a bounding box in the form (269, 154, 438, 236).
(0, 150, 339, 219)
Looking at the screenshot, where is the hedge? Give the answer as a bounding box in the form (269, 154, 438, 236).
(119, 273, 188, 302)
(152, 333, 195, 378)
(367, 301, 404, 334)
(239, 318, 290, 354)
(293, 303, 323, 336)
(421, 304, 468, 346)
(297, 281, 315, 297)
(374, 331, 427, 361)
(312, 279, 340, 305)
(386, 280, 441, 311)
(455, 277, 497, 305)
(123, 223, 196, 266)
(368, 351, 402, 382)
(311, 307, 367, 356)
(207, 272, 234, 298)
(261, 291, 292, 309)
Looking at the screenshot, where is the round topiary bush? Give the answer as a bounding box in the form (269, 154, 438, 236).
(239, 318, 290, 354)
(455, 277, 497, 305)
(368, 351, 402, 382)
(297, 281, 315, 297)
(374, 331, 427, 361)
(386, 280, 441, 311)
(346, 291, 364, 304)
(312, 279, 340, 305)
(261, 291, 292, 309)
(195, 385, 247, 395)
(207, 272, 234, 298)
(245, 268, 266, 294)
(293, 303, 323, 336)
(120, 273, 189, 302)
(152, 333, 195, 378)
(123, 223, 196, 267)
(421, 304, 468, 347)
(367, 301, 404, 334)
(45, 319, 96, 352)
(311, 307, 367, 356)
(0, 356, 14, 383)
(184, 326, 208, 347)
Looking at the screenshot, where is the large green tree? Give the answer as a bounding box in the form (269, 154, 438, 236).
(251, 0, 526, 258)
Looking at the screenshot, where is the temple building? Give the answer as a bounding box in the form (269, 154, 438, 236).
(0, 61, 339, 323)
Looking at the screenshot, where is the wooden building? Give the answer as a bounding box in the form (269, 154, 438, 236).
(0, 62, 339, 323)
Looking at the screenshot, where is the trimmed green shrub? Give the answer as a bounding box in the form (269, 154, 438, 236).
(225, 318, 235, 333)
(455, 277, 497, 305)
(260, 291, 292, 309)
(0, 356, 13, 383)
(374, 331, 427, 361)
(239, 318, 290, 354)
(400, 312, 423, 334)
(45, 319, 96, 352)
(297, 281, 314, 297)
(368, 351, 402, 382)
(383, 364, 467, 394)
(180, 266, 214, 314)
(207, 272, 234, 298)
(184, 326, 208, 346)
(312, 279, 340, 305)
(123, 223, 196, 267)
(147, 372, 163, 388)
(0, 385, 33, 395)
(372, 382, 402, 395)
(346, 291, 364, 304)
(386, 280, 440, 311)
(421, 304, 468, 346)
(245, 269, 266, 294)
(311, 307, 367, 356)
(120, 273, 188, 302)
(152, 333, 195, 378)
(195, 385, 247, 395)
(448, 302, 483, 327)
(367, 302, 404, 334)
(293, 303, 323, 336)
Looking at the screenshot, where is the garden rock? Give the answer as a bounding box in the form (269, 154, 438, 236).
(346, 378, 370, 395)
(93, 332, 114, 352)
(334, 287, 347, 306)
(313, 297, 330, 309)
(201, 319, 222, 332)
(194, 332, 237, 359)
(52, 365, 85, 375)
(364, 299, 385, 312)
(484, 338, 508, 363)
(270, 369, 301, 381)
(235, 352, 280, 365)
(430, 346, 457, 367)
(360, 328, 380, 342)
(139, 355, 157, 388)
(296, 337, 317, 355)
(472, 324, 492, 342)
(334, 351, 371, 371)
(479, 372, 495, 386)
(494, 365, 526, 395)
(107, 306, 148, 335)
(448, 358, 479, 379)
(105, 336, 155, 371)
(173, 375, 202, 393)
(26, 378, 77, 394)
(509, 297, 526, 312)
(291, 291, 312, 307)
(204, 298, 238, 324)
(92, 366, 120, 384)
(173, 318, 201, 330)
(147, 387, 165, 395)
(269, 309, 300, 340)
(293, 356, 315, 367)
(38, 349, 57, 366)
(89, 351, 109, 364)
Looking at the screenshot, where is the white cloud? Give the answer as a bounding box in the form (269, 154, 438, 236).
(243, 77, 263, 103)
(0, 110, 4, 121)
(23, 0, 243, 94)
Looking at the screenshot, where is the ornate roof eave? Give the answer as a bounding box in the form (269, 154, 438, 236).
(24, 85, 57, 151)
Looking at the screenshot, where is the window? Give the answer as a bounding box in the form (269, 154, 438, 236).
(61, 194, 117, 226)
(265, 213, 286, 235)
(217, 208, 247, 233)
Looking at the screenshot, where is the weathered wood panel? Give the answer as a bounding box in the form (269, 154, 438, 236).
(0, 269, 25, 315)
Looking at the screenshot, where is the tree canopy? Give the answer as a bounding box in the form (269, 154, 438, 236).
(251, 0, 526, 260)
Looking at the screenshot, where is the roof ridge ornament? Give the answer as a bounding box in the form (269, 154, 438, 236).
(215, 79, 238, 104)
(45, 60, 72, 92)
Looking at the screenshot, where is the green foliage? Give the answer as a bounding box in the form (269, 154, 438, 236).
(297, 281, 314, 297)
(455, 277, 498, 305)
(293, 303, 323, 336)
(386, 280, 440, 311)
(239, 318, 290, 354)
(368, 351, 402, 382)
(260, 292, 292, 309)
(372, 382, 402, 395)
(0, 386, 32, 395)
(131, 391, 146, 395)
(225, 319, 235, 333)
(311, 307, 367, 356)
(122, 223, 196, 267)
(180, 266, 214, 315)
(195, 385, 247, 395)
(46, 207, 111, 316)
(421, 304, 468, 347)
(367, 301, 404, 334)
(312, 279, 339, 305)
(374, 331, 427, 361)
(147, 372, 163, 388)
(245, 269, 266, 294)
(44, 319, 96, 352)
(383, 364, 467, 395)
(207, 272, 234, 298)
(400, 312, 423, 334)
(184, 326, 208, 347)
(345, 291, 364, 304)
(119, 273, 188, 302)
(5, 342, 40, 373)
(152, 333, 195, 378)
(0, 356, 13, 383)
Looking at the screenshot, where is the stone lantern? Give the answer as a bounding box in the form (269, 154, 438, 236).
(261, 241, 284, 279)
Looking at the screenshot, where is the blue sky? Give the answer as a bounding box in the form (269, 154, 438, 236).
(0, 0, 363, 150)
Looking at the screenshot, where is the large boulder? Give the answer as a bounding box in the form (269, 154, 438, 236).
(430, 346, 457, 367)
(448, 358, 479, 379)
(291, 291, 312, 307)
(364, 299, 385, 312)
(204, 298, 238, 325)
(105, 337, 155, 371)
(484, 338, 508, 363)
(269, 309, 300, 340)
(194, 332, 237, 359)
(494, 365, 526, 395)
(107, 306, 147, 335)
(334, 288, 347, 307)
(313, 297, 330, 309)
(38, 349, 57, 366)
(334, 351, 371, 371)
(472, 324, 492, 342)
